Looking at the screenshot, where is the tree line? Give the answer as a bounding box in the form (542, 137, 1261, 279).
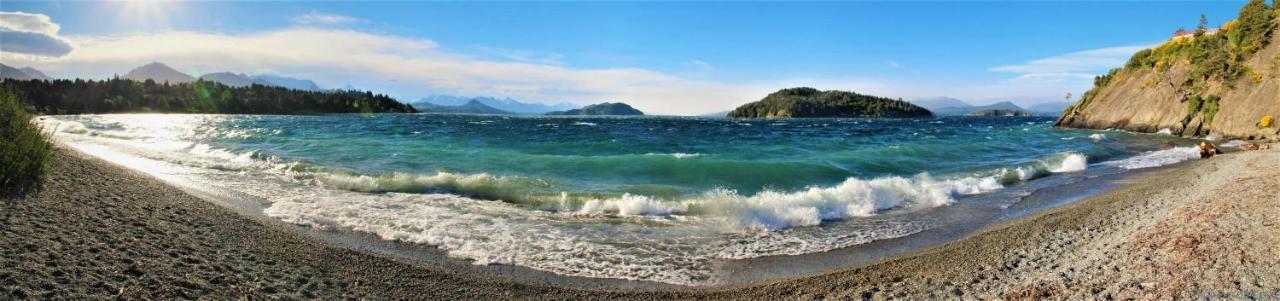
(1, 78, 418, 115)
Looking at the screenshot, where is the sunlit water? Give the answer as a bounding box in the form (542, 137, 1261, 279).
(38, 114, 1204, 285)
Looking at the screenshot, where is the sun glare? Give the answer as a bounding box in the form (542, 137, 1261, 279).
(110, 0, 179, 32)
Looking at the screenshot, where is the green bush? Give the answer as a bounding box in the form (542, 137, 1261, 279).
(0, 87, 52, 197)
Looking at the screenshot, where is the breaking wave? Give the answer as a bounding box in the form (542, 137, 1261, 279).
(1102, 147, 1200, 170)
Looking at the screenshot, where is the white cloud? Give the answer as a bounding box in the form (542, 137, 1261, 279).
(1, 11, 1153, 114)
(0, 11, 74, 57)
(887, 60, 902, 68)
(2, 28, 776, 115)
(289, 11, 360, 25)
(988, 45, 1151, 81)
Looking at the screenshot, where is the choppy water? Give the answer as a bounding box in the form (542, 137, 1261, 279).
(38, 114, 1204, 285)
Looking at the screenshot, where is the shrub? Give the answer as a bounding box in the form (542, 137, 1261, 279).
(1260, 115, 1275, 128)
(0, 87, 53, 197)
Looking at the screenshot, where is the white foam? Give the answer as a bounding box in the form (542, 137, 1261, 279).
(1050, 153, 1088, 173)
(645, 152, 703, 159)
(1103, 147, 1200, 169)
(1220, 140, 1248, 148)
(1089, 133, 1107, 142)
(1156, 128, 1174, 135)
(27, 115, 1123, 286)
(562, 173, 999, 232)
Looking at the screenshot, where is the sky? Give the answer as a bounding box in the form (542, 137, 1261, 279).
(0, 1, 1252, 115)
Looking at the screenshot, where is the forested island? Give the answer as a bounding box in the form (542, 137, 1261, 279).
(1, 78, 417, 115)
(728, 87, 932, 118)
(546, 102, 644, 116)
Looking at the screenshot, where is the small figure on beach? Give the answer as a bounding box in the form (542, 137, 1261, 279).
(1243, 143, 1261, 151)
(1199, 142, 1222, 158)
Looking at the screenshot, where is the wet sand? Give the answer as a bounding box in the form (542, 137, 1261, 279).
(3, 147, 1278, 299)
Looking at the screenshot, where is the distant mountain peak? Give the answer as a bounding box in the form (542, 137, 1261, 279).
(411, 98, 514, 115)
(123, 62, 194, 84)
(0, 63, 50, 81)
(17, 67, 51, 80)
(416, 95, 576, 114)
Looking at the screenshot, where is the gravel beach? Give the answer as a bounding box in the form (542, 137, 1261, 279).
(3, 146, 1278, 299)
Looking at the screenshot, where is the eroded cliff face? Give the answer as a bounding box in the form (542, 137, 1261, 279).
(1056, 28, 1280, 141)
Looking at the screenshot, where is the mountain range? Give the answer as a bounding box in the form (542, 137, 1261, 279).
(910, 97, 1069, 116)
(411, 99, 514, 115)
(0, 63, 51, 81)
(116, 62, 322, 91)
(417, 95, 576, 114)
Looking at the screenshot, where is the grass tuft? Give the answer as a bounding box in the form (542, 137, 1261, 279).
(1, 87, 53, 198)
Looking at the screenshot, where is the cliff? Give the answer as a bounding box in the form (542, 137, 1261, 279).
(1056, 1, 1279, 140)
(728, 87, 932, 118)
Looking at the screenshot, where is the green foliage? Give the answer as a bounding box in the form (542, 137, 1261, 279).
(727, 87, 932, 118)
(0, 78, 418, 115)
(0, 87, 53, 197)
(1126, 49, 1156, 68)
(1075, 68, 1122, 111)
(1184, 94, 1222, 125)
(1229, 0, 1278, 56)
(1122, 0, 1275, 88)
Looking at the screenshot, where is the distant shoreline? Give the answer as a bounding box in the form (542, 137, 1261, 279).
(3, 145, 1277, 298)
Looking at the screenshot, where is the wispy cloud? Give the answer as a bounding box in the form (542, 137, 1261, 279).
(988, 45, 1151, 82)
(0, 11, 74, 57)
(1, 11, 1156, 114)
(289, 11, 361, 25)
(2, 28, 777, 115)
(471, 46, 565, 65)
(887, 60, 902, 68)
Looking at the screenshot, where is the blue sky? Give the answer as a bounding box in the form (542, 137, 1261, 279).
(0, 1, 1251, 115)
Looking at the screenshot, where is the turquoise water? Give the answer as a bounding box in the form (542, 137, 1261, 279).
(39, 114, 1203, 285)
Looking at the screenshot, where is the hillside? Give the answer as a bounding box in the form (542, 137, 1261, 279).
(728, 87, 931, 118)
(413, 99, 514, 115)
(546, 102, 644, 116)
(1056, 0, 1280, 140)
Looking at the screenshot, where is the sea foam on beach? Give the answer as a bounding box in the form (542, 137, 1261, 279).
(36, 114, 1202, 285)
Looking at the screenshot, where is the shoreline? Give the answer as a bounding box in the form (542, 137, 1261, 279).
(3, 146, 1278, 298)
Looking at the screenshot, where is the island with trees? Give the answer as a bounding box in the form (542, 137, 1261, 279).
(728, 87, 932, 118)
(545, 102, 644, 116)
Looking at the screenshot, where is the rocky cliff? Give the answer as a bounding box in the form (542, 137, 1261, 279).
(1057, 3, 1279, 141)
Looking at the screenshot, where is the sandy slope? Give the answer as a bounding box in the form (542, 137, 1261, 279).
(2, 147, 1278, 299)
